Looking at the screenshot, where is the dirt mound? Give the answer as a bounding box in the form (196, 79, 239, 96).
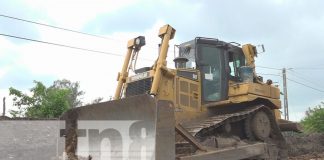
(284, 132, 324, 158)
(289, 152, 324, 160)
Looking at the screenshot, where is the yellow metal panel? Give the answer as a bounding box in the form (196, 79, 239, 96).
(248, 83, 271, 97)
(174, 75, 201, 111)
(270, 87, 280, 99)
(127, 38, 136, 48)
(242, 44, 256, 67)
(156, 76, 174, 101)
(274, 109, 282, 120)
(229, 94, 281, 109)
(158, 24, 176, 39)
(114, 47, 133, 100)
(229, 83, 249, 96)
(150, 24, 176, 95)
(158, 25, 168, 37)
(229, 83, 279, 99)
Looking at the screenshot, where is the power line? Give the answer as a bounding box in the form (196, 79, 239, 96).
(287, 70, 324, 89)
(291, 67, 324, 70)
(257, 73, 282, 77)
(256, 66, 282, 70)
(254, 65, 324, 71)
(258, 71, 324, 92)
(0, 14, 116, 41)
(287, 78, 324, 93)
(0, 14, 172, 51)
(0, 33, 123, 56)
(0, 33, 156, 62)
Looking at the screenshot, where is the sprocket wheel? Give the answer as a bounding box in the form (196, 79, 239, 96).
(252, 110, 271, 140)
(245, 110, 271, 141)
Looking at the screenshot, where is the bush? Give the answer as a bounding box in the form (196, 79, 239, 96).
(301, 102, 324, 133)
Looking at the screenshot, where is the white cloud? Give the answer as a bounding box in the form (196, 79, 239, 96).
(0, 37, 16, 56)
(22, 0, 139, 29)
(0, 37, 21, 79)
(0, 66, 10, 78)
(3, 20, 174, 106)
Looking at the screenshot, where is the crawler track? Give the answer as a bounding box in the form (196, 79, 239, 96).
(177, 105, 288, 159)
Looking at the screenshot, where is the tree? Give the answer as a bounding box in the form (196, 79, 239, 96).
(91, 97, 104, 104)
(51, 79, 84, 108)
(301, 102, 324, 133)
(9, 80, 84, 118)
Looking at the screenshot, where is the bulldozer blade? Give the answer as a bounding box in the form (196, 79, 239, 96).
(60, 94, 175, 160)
(277, 119, 303, 132)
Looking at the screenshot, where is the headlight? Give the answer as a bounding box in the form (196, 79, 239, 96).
(135, 36, 145, 48)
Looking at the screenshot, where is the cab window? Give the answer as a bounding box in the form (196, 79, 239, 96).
(228, 50, 245, 81)
(198, 45, 224, 102)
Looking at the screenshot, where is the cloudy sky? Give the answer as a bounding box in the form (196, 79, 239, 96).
(1, 0, 324, 121)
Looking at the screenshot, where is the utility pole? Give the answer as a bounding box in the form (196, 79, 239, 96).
(282, 68, 289, 120)
(2, 97, 5, 117)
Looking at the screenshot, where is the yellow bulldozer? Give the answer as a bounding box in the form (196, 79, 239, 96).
(61, 24, 299, 160)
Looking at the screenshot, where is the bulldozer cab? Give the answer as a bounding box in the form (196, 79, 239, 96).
(175, 37, 246, 104)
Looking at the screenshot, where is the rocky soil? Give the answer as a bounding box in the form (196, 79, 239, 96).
(284, 132, 324, 160)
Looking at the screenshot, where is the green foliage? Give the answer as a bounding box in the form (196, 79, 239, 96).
(9, 80, 84, 118)
(301, 102, 324, 133)
(51, 79, 84, 108)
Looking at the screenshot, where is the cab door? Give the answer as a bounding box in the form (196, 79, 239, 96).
(197, 43, 228, 104)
